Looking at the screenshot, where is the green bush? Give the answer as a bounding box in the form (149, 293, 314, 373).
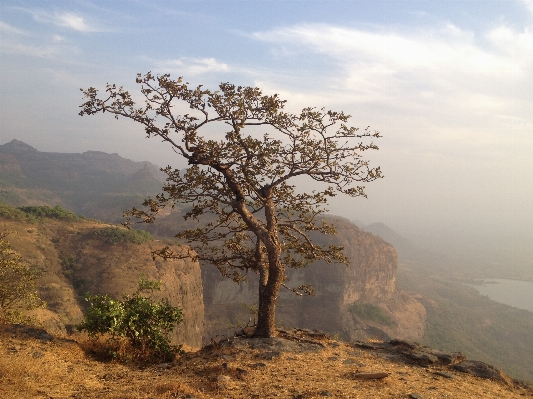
(0, 203, 35, 221)
(92, 227, 152, 245)
(76, 276, 183, 362)
(0, 203, 79, 222)
(349, 302, 396, 327)
(19, 205, 78, 221)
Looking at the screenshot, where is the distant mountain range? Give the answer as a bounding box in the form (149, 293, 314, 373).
(0, 139, 166, 222)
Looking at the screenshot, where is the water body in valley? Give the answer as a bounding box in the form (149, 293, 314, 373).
(467, 279, 533, 313)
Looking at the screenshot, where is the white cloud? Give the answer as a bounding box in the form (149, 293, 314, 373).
(0, 21, 28, 35)
(20, 8, 100, 32)
(521, 0, 533, 15)
(55, 12, 92, 32)
(0, 42, 60, 58)
(252, 22, 532, 121)
(155, 57, 230, 76)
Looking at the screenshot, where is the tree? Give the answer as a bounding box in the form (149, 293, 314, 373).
(77, 276, 183, 361)
(0, 233, 45, 324)
(79, 73, 382, 337)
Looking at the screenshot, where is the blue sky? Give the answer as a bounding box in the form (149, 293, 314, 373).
(1, 0, 532, 260)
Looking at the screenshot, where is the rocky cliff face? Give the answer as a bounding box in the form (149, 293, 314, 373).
(202, 216, 426, 342)
(0, 215, 204, 349)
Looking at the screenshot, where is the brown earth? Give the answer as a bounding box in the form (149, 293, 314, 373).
(1, 324, 531, 399)
(0, 216, 204, 348)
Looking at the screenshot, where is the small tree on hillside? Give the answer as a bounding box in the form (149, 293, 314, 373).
(0, 233, 45, 324)
(79, 73, 382, 337)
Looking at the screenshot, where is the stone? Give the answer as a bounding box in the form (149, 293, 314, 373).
(453, 360, 508, 383)
(434, 371, 455, 379)
(216, 375, 232, 389)
(260, 351, 282, 360)
(351, 372, 389, 379)
(409, 394, 424, 399)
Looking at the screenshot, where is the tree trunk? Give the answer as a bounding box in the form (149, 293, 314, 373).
(255, 253, 284, 337)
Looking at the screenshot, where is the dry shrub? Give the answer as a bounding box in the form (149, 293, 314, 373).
(78, 334, 160, 363)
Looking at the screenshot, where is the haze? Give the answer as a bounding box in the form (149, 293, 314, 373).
(1, 0, 532, 274)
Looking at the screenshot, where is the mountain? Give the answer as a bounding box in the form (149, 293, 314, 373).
(0, 139, 166, 222)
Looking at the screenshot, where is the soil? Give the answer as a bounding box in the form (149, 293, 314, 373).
(1, 325, 531, 399)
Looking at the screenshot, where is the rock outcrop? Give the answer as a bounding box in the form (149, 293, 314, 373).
(202, 216, 426, 342)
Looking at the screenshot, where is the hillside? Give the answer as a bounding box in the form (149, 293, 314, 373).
(0, 204, 204, 348)
(365, 223, 533, 382)
(0, 139, 165, 222)
(1, 324, 531, 399)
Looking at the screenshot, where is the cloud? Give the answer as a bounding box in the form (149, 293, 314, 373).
(251, 22, 532, 121)
(0, 41, 60, 58)
(0, 21, 28, 35)
(55, 12, 92, 32)
(155, 57, 230, 76)
(19, 8, 101, 32)
(521, 0, 533, 15)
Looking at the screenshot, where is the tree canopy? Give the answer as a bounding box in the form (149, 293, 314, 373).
(80, 73, 382, 337)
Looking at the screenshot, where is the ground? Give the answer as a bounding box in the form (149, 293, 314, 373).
(1, 324, 531, 399)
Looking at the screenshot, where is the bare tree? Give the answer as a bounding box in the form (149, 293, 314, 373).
(79, 73, 382, 337)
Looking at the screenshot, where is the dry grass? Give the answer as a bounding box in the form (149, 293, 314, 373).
(1, 325, 531, 399)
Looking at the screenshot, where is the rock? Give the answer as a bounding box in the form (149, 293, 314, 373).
(409, 394, 424, 399)
(351, 372, 389, 379)
(389, 340, 465, 365)
(216, 375, 232, 389)
(32, 351, 44, 359)
(319, 390, 332, 396)
(225, 336, 324, 354)
(434, 371, 455, 379)
(259, 351, 282, 360)
(453, 360, 509, 383)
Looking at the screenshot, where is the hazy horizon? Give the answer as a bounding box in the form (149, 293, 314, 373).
(1, 0, 532, 276)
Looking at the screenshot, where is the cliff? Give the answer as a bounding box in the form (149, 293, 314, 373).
(201, 216, 426, 342)
(0, 210, 204, 348)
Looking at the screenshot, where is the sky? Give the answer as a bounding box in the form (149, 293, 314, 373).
(1, 0, 532, 266)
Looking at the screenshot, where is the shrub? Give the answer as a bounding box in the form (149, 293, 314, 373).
(19, 205, 78, 221)
(0, 233, 45, 323)
(349, 302, 396, 327)
(76, 276, 183, 362)
(0, 203, 34, 221)
(92, 227, 152, 245)
(0, 204, 79, 223)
